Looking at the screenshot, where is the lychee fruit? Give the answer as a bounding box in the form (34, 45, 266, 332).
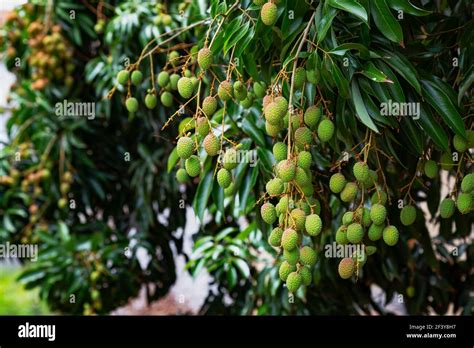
(273, 142, 287, 162)
(203, 133, 220, 156)
(261, 202, 277, 224)
(300, 246, 317, 266)
(293, 67, 306, 90)
(347, 223, 364, 244)
(368, 223, 384, 241)
(253, 81, 266, 98)
(277, 159, 296, 182)
(177, 77, 194, 99)
(461, 173, 474, 193)
(338, 258, 355, 279)
(304, 105, 321, 129)
(160, 91, 173, 107)
(297, 151, 311, 170)
(342, 212, 354, 226)
(217, 168, 232, 188)
(294, 126, 312, 150)
(424, 160, 438, 179)
(157, 71, 170, 87)
(266, 178, 284, 196)
(185, 155, 201, 177)
(335, 226, 349, 245)
(283, 248, 299, 265)
(457, 193, 472, 214)
(260, 2, 278, 26)
(286, 272, 302, 293)
(440, 152, 454, 170)
(329, 173, 346, 194)
(290, 208, 306, 231)
(131, 70, 143, 86)
(383, 225, 399, 246)
(453, 134, 467, 153)
(117, 70, 129, 85)
(299, 266, 312, 286)
(340, 182, 358, 202)
(278, 261, 296, 281)
(268, 227, 283, 247)
(353, 161, 369, 182)
(202, 96, 217, 116)
(125, 97, 138, 113)
(439, 198, 455, 219)
(145, 93, 157, 109)
(222, 148, 238, 170)
(196, 117, 210, 137)
(317, 118, 334, 142)
(281, 228, 298, 251)
(218, 80, 233, 101)
(177, 136, 194, 159)
(370, 204, 387, 225)
(305, 214, 322, 236)
(176, 168, 188, 184)
(400, 205, 416, 226)
(197, 47, 213, 70)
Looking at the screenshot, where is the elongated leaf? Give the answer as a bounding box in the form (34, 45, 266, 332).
(416, 104, 449, 151)
(351, 80, 379, 133)
(242, 118, 266, 147)
(327, 0, 368, 23)
(329, 43, 370, 59)
(193, 171, 213, 222)
(317, 7, 337, 43)
(371, 0, 403, 44)
(381, 50, 421, 94)
(332, 62, 349, 98)
(389, 0, 431, 16)
(421, 80, 465, 137)
(361, 62, 392, 83)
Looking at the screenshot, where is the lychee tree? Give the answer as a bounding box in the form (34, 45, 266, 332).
(1, 0, 473, 315)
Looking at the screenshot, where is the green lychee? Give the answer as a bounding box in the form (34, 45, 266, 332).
(294, 127, 312, 150)
(297, 151, 311, 170)
(439, 198, 455, 219)
(117, 70, 129, 85)
(268, 227, 283, 247)
(260, 2, 278, 26)
(273, 142, 287, 162)
(347, 223, 364, 244)
(440, 152, 454, 170)
(202, 96, 217, 116)
(196, 117, 210, 137)
(277, 160, 296, 182)
(342, 212, 354, 226)
(371, 191, 388, 205)
(370, 204, 387, 225)
(424, 160, 438, 179)
(453, 134, 468, 153)
(217, 168, 232, 188)
(305, 214, 322, 236)
(383, 225, 399, 246)
(293, 67, 306, 90)
(176, 168, 188, 184)
(340, 182, 358, 202)
(461, 173, 474, 193)
(300, 246, 317, 266)
(335, 226, 349, 245)
(338, 258, 354, 279)
(177, 77, 194, 99)
(218, 80, 233, 101)
(253, 81, 267, 98)
(457, 193, 472, 214)
(197, 47, 213, 70)
(329, 173, 346, 194)
(185, 155, 201, 177)
(125, 97, 138, 113)
(157, 71, 170, 87)
(299, 266, 312, 286)
(177, 136, 194, 159)
(290, 208, 306, 231)
(222, 148, 238, 170)
(131, 70, 143, 86)
(203, 133, 220, 156)
(317, 118, 334, 142)
(145, 93, 157, 109)
(160, 91, 173, 107)
(261, 202, 277, 224)
(281, 228, 298, 250)
(400, 205, 416, 226)
(279, 261, 296, 281)
(266, 178, 284, 196)
(283, 248, 299, 265)
(304, 105, 321, 129)
(353, 161, 369, 182)
(286, 272, 302, 293)
(368, 223, 384, 241)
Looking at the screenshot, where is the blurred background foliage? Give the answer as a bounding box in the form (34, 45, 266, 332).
(0, 0, 472, 315)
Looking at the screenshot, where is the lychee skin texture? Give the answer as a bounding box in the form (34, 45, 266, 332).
(424, 160, 438, 179)
(268, 227, 283, 247)
(347, 223, 364, 244)
(370, 204, 387, 225)
(217, 168, 232, 189)
(383, 225, 399, 246)
(294, 167, 310, 187)
(265, 101, 285, 125)
(290, 208, 306, 231)
(453, 134, 468, 153)
(300, 246, 317, 266)
(368, 223, 384, 241)
(439, 198, 455, 219)
(266, 178, 284, 196)
(277, 160, 296, 182)
(260, 2, 278, 26)
(293, 67, 306, 90)
(157, 71, 170, 87)
(279, 261, 296, 281)
(281, 228, 298, 251)
(304, 106, 321, 129)
(202, 96, 217, 116)
(283, 248, 299, 265)
(342, 212, 354, 226)
(176, 168, 188, 184)
(185, 155, 201, 177)
(253, 81, 267, 98)
(329, 173, 346, 194)
(297, 151, 311, 170)
(218, 81, 233, 101)
(371, 191, 388, 205)
(353, 161, 369, 182)
(461, 173, 474, 193)
(176, 136, 194, 159)
(335, 226, 348, 245)
(117, 70, 129, 85)
(125, 97, 139, 113)
(274, 96, 288, 112)
(197, 48, 213, 70)
(131, 70, 143, 86)
(161, 92, 173, 107)
(294, 127, 312, 150)
(317, 119, 334, 142)
(286, 272, 302, 293)
(305, 214, 322, 236)
(145, 94, 157, 109)
(273, 142, 287, 162)
(196, 117, 210, 137)
(203, 134, 220, 157)
(457, 193, 472, 214)
(261, 203, 277, 224)
(340, 182, 358, 203)
(338, 258, 355, 279)
(299, 267, 312, 286)
(400, 205, 416, 226)
(177, 77, 194, 99)
(222, 149, 238, 170)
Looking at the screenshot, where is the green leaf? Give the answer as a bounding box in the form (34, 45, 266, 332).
(193, 171, 213, 222)
(371, 0, 404, 44)
(421, 80, 466, 137)
(232, 258, 250, 278)
(327, 0, 368, 23)
(416, 105, 449, 151)
(317, 7, 337, 44)
(381, 50, 421, 94)
(241, 117, 266, 147)
(361, 62, 392, 83)
(332, 62, 350, 98)
(389, 0, 431, 16)
(167, 147, 179, 173)
(329, 43, 370, 59)
(351, 80, 379, 133)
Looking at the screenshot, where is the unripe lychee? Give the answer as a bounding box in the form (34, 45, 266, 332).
(117, 70, 129, 85)
(262, 94, 273, 109)
(304, 105, 321, 129)
(218, 80, 233, 101)
(202, 96, 217, 116)
(340, 182, 358, 202)
(196, 117, 210, 137)
(203, 133, 220, 156)
(273, 142, 287, 162)
(170, 73, 180, 90)
(305, 214, 322, 236)
(371, 191, 388, 205)
(439, 198, 455, 219)
(240, 94, 254, 108)
(157, 71, 170, 87)
(274, 96, 288, 112)
(177, 136, 194, 159)
(457, 193, 472, 214)
(268, 227, 283, 247)
(185, 155, 201, 177)
(355, 207, 371, 227)
(176, 168, 188, 183)
(279, 261, 296, 281)
(161, 91, 173, 107)
(297, 151, 311, 170)
(317, 118, 334, 142)
(145, 93, 157, 109)
(197, 47, 213, 70)
(400, 205, 416, 226)
(300, 246, 317, 266)
(168, 50, 180, 66)
(277, 160, 296, 182)
(261, 202, 277, 224)
(294, 167, 310, 187)
(383, 225, 399, 246)
(286, 272, 302, 293)
(329, 173, 346, 194)
(424, 160, 438, 179)
(293, 67, 306, 90)
(353, 161, 369, 182)
(461, 173, 474, 193)
(281, 228, 298, 250)
(222, 148, 238, 170)
(342, 212, 354, 226)
(335, 226, 349, 244)
(265, 121, 283, 137)
(290, 208, 306, 231)
(440, 152, 454, 170)
(131, 70, 143, 86)
(347, 223, 364, 244)
(233, 81, 247, 101)
(338, 258, 355, 279)
(365, 245, 377, 256)
(283, 248, 299, 265)
(253, 81, 266, 98)
(370, 204, 387, 225)
(368, 223, 384, 241)
(125, 97, 138, 113)
(299, 266, 312, 286)
(453, 134, 467, 153)
(260, 2, 278, 26)
(265, 101, 285, 125)
(177, 77, 194, 99)
(266, 178, 284, 196)
(276, 196, 289, 215)
(217, 168, 232, 188)
(224, 183, 234, 196)
(306, 69, 320, 84)
(294, 127, 312, 150)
